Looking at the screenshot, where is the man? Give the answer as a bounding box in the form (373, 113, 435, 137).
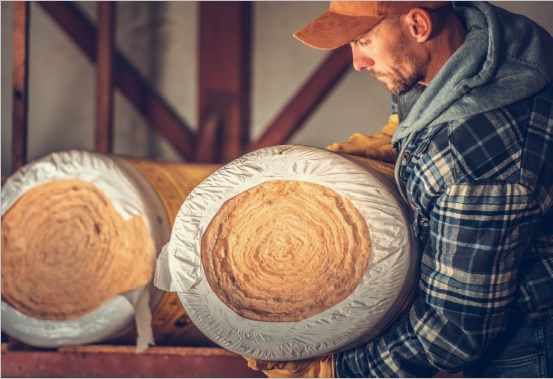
(246, 2, 553, 377)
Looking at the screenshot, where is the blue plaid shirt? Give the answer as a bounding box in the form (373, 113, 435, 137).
(336, 84, 553, 377)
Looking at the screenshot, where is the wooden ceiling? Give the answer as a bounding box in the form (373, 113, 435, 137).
(11, 1, 352, 171)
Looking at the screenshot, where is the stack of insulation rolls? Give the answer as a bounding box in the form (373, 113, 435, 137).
(1, 150, 220, 350)
(155, 145, 419, 360)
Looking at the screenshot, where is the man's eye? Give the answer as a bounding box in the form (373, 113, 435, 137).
(357, 40, 368, 47)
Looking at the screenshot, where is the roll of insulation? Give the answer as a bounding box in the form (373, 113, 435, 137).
(1, 150, 219, 349)
(155, 145, 419, 360)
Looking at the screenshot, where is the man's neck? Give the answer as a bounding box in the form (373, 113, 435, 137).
(420, 15, 467, 86)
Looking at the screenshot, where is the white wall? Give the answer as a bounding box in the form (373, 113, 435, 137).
(2, 1, 552, 177)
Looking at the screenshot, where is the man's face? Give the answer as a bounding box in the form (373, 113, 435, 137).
(349, 17, 423, 95)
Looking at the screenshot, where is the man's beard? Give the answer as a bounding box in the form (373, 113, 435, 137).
(370, 44, 422, 95)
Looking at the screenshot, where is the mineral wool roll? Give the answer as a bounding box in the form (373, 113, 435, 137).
(1, 150, 218, 349)
(155, 145, 419, 360)
(2, 178, 154, 321)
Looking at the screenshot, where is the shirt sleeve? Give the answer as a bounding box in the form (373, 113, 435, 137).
(336, 180, 541, 377)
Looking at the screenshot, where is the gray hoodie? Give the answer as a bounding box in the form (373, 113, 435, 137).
(392, 1, 553, 145)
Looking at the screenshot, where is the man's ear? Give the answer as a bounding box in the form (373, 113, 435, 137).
(405, 8, 432, 42)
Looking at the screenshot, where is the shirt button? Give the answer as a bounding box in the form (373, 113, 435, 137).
(402, 152, 411, 161)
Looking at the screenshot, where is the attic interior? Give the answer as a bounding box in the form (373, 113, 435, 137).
(2, 1, 552, 378)
(4, 2, 357, 377)
(8, 1, 355, 172)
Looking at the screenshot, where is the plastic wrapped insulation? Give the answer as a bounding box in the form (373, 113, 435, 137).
(155, 145, 419, 360)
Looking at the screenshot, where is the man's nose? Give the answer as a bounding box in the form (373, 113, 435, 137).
(350, 45, 374, 72)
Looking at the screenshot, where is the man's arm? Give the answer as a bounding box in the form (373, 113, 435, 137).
(336, 181, 541, 377)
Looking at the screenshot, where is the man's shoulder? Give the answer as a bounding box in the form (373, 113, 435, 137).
(446, 85, 553, 157)
(432, 87, 553, 184)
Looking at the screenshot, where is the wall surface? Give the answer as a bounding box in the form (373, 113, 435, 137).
(2, 1, 552, 176)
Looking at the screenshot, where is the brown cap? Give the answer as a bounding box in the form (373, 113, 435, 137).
(294, 1, 450, 50)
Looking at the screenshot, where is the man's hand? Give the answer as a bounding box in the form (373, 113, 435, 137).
(326, 114, 399, 163)
(244, 354, 335, 378)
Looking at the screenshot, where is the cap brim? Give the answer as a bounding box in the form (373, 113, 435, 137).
(293, 10, 383, 50)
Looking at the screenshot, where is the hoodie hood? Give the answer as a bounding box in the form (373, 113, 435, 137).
(392, 1, 553, 145)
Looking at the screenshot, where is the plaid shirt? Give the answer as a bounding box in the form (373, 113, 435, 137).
(336, 84, 553, 377)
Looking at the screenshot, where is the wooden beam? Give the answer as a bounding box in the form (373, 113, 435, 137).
(95, 1, 116, 154)
(1, 344, 264, 378)
(194, 111, 221, 163)
(11, 1, 30, 173)
(38, 1, 196, 160)
(198, 2, 251, 163)
(248, 45, 352, 152)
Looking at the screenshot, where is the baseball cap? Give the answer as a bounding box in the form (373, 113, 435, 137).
(294, 1, 450, 50)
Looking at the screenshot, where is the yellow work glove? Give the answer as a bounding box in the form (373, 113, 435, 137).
(245, 354, 335, 378)
(326, 114, 398, 163)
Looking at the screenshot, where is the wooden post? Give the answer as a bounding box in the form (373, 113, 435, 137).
(12, 1, 30, 172)
(38, 2, 196, 161)
(95, 1, 116, 154)
(198, 2, 252, 163)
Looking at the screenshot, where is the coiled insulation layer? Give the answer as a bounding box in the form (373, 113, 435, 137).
(155, 145, 418, 360)
(1, 150, 219, 349)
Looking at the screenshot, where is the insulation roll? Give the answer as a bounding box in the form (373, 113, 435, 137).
(155, 145, 419, 360)
(1, 150, 219, 349)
